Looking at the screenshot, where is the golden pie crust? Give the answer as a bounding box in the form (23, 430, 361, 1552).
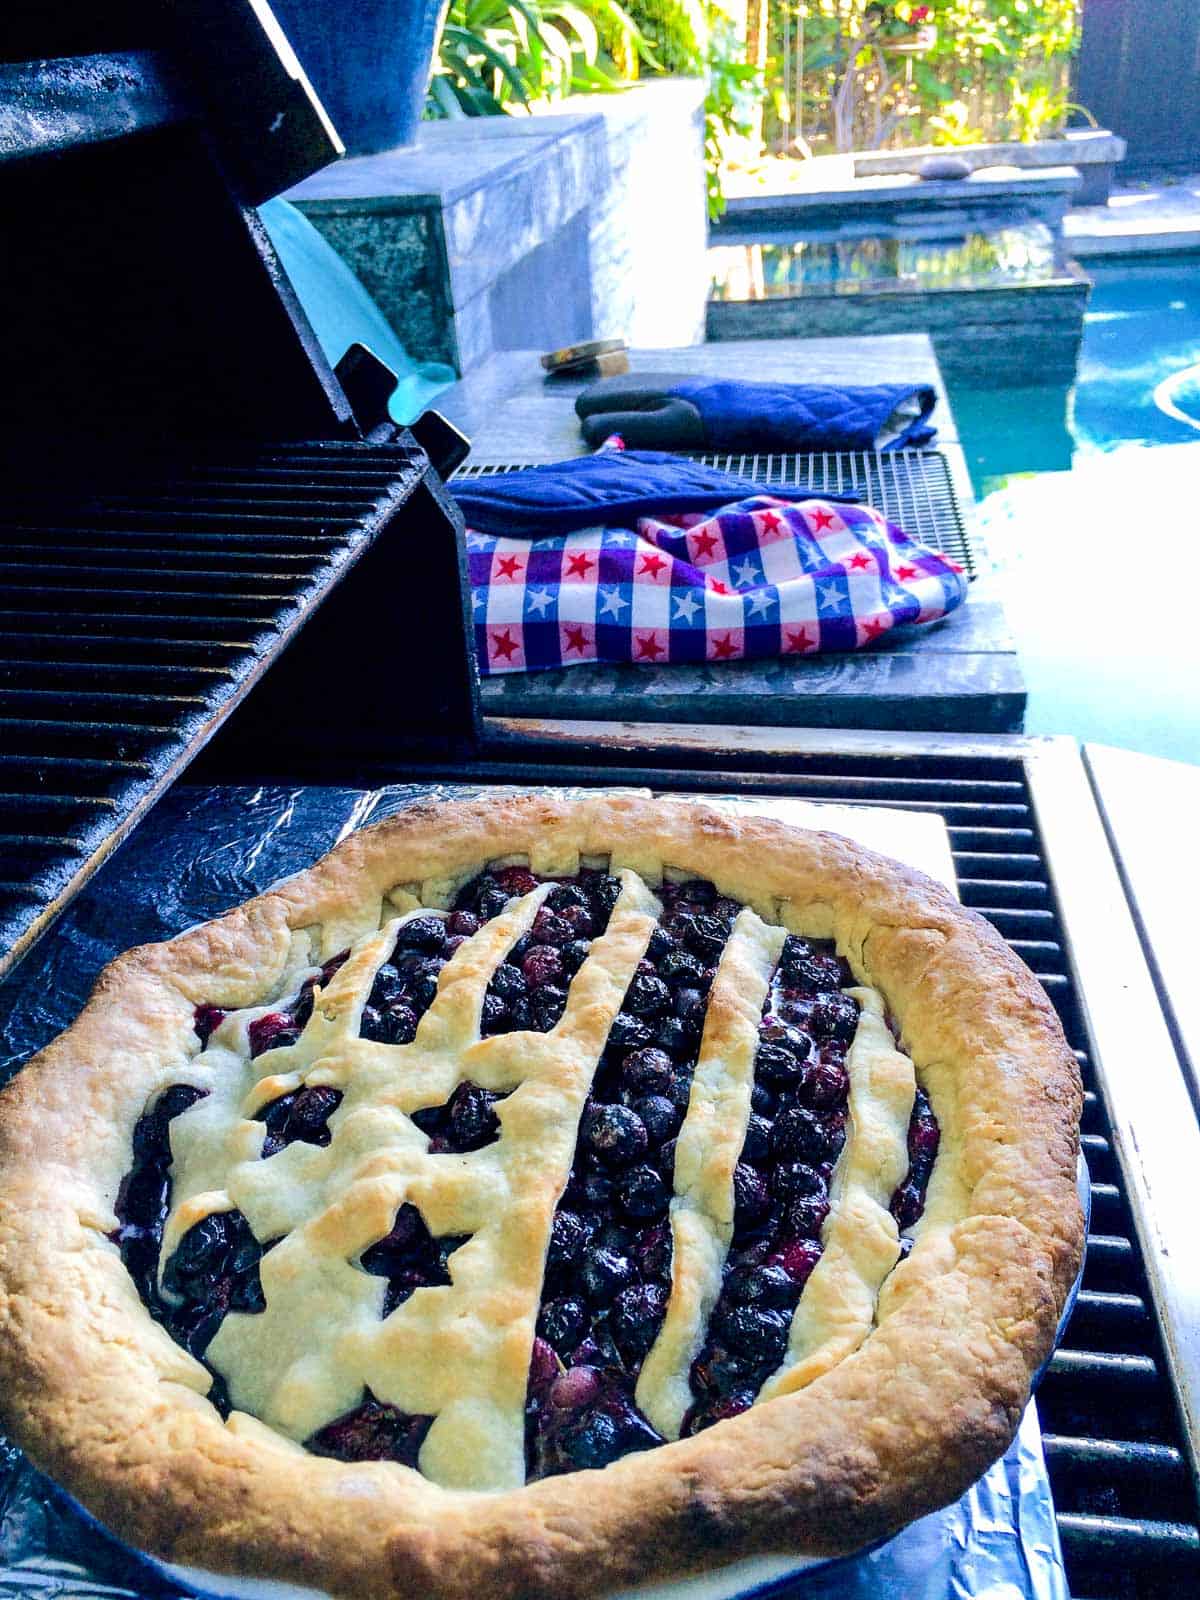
(0, 792, 1083, 1599)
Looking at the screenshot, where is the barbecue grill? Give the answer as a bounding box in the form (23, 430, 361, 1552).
(1, 5, 1197, 1597)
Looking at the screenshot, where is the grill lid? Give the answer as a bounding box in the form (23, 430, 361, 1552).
(0, 0, 355, 444)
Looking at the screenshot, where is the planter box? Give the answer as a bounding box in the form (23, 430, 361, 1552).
(854, 130, 1127, 206)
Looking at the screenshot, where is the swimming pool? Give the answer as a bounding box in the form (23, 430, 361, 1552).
(951, 257, 1200, 496)
(949, 256, 1200, 764)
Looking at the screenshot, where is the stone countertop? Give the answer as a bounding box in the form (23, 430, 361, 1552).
(439, 334, 959, 458)
(1066, 173, 1200, 257)
(437, 336, 1022, 734)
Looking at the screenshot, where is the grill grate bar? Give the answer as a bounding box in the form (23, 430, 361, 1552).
(6, 511, 366, 532)
(0, 549, 341, 573)
(1045, 1435, 1187, 1480)
(953, 851, 1045, 878)
(0, 637, 257, 669)
(1084, 1234, 1136, 1267)
(0, 532, 348, 553)
(0, 589, 304, 613)
(1058, 1513, 1200, 1565)
(0, 611, 278, 637)
(957, 877, 1053, 905)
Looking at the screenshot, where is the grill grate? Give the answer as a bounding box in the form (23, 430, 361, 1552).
(454, 449, 978, 577)
(0, 440, 428, 982)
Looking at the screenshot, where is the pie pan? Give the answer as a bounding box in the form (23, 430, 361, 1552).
(0, 793, 1085, 1600)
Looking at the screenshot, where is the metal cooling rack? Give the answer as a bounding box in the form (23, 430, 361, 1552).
(454, 449, 978, 577)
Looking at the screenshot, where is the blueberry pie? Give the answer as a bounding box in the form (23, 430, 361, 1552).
(0, 794, 1083, 1598)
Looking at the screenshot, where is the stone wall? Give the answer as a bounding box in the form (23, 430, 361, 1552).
(286, 81, 707, 375)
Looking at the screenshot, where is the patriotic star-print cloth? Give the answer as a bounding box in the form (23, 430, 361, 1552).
(468, 494, 967, 674)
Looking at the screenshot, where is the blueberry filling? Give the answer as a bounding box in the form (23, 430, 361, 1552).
(114, 1084, 209, 1308)
(306, 1390, 434, 1467)
(525, 877, 742, 1478)
(359, 917, 449, 1044)
(118, 866, 942, 1478)
(113, 1084, 275, 1416)
(359, 1202, 471, 1317)
(459, 868, 622, 1037)
(681, 935, 859, 1437)
(890, 1086, 940, 1242)
(247, 952, 348, 1058)
(411, 1081, 509, 1153)
(255, 1085, 343, 1157)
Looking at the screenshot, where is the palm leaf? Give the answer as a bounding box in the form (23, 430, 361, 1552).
(547, 1, 601, 63)
(442, 23, 534, 102)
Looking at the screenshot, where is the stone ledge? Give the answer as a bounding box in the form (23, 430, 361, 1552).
(285, 81, 706, 374)
(854, 131, 1126, 177)
(714, 167, 1083, 241)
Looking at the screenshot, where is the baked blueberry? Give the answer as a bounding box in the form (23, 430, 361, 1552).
(192, 1005, 227, 1046)
(740, 1113, 773, 1166)
(620, 1047, 674, 1098)
(580, 1246, 635, 1307)
(247, 1012, 300, 1058)
(732, 1163, 770, 1228)
(490, 963, 528, 1002)
(538, 1296, 589, 1356)
(582, 1104, 649, 1167)
(547, 1210, 593, 1276)
(633, 1095, 681, 1147)
(307, 1393, 433, 1467)
(724, 1264, 796, 1312)
(616, 1163, 669, 1221)
(625, 974, 671, 1018)
(611, 1284, 668, 1364)
(523, 946, 564, 989)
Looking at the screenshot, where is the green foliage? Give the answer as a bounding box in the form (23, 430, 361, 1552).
(772, 1, 1082, 154)
(705, 15, 765, 217)
(927, 99, 986, 146)
(429, 0, 652, 116)
(429, 0, 756, 221)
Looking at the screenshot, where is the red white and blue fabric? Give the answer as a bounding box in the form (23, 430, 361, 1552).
(468, 494, 967, 675)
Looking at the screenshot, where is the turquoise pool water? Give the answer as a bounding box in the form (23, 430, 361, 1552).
(952, 258, 1200, 495)
(949, 257, 1200, 764)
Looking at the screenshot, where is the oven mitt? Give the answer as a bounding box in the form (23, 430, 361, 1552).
(449, 448, 857, 539)
(575, 374, 937, 453)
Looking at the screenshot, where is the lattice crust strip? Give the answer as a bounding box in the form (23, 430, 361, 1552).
(637, 910, 785, 1440)
(759, 988, 914, 1401)
(154, 865, 934, 1492)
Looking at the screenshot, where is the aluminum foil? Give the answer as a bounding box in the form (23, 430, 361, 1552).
(0, 784, 1071, 1599)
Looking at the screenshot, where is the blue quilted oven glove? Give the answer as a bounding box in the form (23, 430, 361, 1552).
(575, 374, 938, 453)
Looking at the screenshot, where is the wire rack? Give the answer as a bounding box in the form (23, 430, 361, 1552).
(454, 449, 979, 578)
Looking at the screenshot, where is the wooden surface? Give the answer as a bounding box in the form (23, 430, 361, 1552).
(1085, 743, 1200, 1105)
(441, 337, 1025, 734)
